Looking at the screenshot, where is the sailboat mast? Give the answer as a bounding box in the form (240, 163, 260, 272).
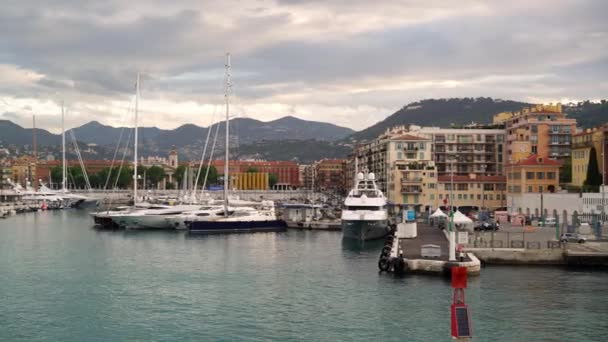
(61, 102, 66, 192)
(223, 53, 231, 212)
(134, 73, 140, 204)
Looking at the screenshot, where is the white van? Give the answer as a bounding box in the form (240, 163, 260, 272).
(537, 217, 557, 227)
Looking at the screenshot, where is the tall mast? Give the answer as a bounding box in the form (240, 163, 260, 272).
(61, 102, 66, 192)
(32, 114, 37, 188)
(223, 53, 231, 213)
(134, 73, 140, 205)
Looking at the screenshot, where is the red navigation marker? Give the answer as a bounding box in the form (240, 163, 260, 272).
(450, 267, 471, 339)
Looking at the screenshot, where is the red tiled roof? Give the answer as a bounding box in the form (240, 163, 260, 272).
(507, 154, 561, 167)
(391, 134, 428, 141)
(437, 175, 506, 183)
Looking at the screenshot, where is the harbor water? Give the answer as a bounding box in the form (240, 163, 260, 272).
(1, 210, 608, 341)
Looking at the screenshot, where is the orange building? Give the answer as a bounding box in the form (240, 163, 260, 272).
(506, 155, 561, 195)
(495, 104, 577, 164)
(313, 159, 346, 195)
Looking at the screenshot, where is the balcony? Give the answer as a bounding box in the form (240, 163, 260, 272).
(401, 177, 423, 183)
(401, 186, 422, 194)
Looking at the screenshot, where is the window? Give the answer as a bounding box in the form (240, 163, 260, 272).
(547, 172, 556, 179)
(483, 194, 488, 200)
(458, 194, 462, 199)
(439, 194, 443, 199)
(448, 134, 455, 141)
(397, 152, 403, 160)
(531, 146, 537, 154)
(477, 194, 481, 200)
(397, 143, 403, 149)
(419, 152, 424, 159)
(536, 172, 544, 179)
(430, 194, 435, 200)
(526, 172, 534, 180)
(531, 125, 538, 133)
(489, 194, 494, 200)
(419, 143, 426, 149)
(428, 183, 436, 189)
(528, 186, 533, 192)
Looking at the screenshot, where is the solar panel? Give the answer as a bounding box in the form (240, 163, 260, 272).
(455, 307, 471, 337)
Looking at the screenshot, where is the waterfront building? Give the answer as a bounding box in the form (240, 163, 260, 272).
(506, 154, 561, 196)
(409, 125, 506, 177)
(312, 159, 346, 195)
(429, 174, 507, 211)
(230, 172, 269, 190)
(1, 160, 12, 190)
(571, 124, 608, 187)
(210, 160, 300, 190)
(493, 103, 577, 163)
(10, 156, 37, 187)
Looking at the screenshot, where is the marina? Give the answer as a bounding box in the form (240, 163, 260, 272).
(2, 210, 608, 341)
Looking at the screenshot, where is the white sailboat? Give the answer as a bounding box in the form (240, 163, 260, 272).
(187, 53, 285, 233)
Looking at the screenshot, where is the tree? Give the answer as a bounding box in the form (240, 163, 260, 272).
(146, 166, 166, 188)
(269, 173, 278, 188)
(560, 158, 572, 184)
(246, 167, 258, 173)
(583, 147, 602, 192)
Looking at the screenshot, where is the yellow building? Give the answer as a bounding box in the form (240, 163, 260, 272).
(11, 156, 37, 187)
(423, 174, 507, 210)
(571, 125, 608, 187)
(507, 155, 561, 194)
(230, 172, 269, 190)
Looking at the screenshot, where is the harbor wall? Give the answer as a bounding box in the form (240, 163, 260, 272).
(467, 248, 565, 265)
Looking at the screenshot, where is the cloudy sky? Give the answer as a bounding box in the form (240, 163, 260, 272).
(0, 0, 606, 133)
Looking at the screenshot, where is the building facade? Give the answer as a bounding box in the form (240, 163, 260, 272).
(494, 103, 577, 164)
(313, 159, 346, 195)
(431, 175, 507, 211)
(571, 125, 608, 187)
(210, 160, 300, 189)
(506, 155, 561, 196)
(410, 125, 506, 177)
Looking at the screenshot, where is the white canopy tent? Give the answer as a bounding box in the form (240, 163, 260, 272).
(429, 208, 448, 218)
(451, 210, 474, 231)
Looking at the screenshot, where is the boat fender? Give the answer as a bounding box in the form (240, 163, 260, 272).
(378, 257, 390, 272)
(382, 246, 392, 254)
(393, 256, 407, 275)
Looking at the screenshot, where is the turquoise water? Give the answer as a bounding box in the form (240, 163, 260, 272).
(1, 210, 607, 341)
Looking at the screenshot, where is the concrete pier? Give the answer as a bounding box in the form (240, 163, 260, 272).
(388, 223, 481, 276)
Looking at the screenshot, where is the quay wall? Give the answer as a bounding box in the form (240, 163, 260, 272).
(467, 248, 565, 265)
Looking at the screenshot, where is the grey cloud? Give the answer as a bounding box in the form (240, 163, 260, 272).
(0, 0, 606, 131)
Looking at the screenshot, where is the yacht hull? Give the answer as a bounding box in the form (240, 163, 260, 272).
(188, 220, 287, 234)
(342, 220, 389, 241)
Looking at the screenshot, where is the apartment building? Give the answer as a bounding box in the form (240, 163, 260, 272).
(571, 125, 608, 187)
(506, 155, 561, 195)
(409, 125, 506, 177)
(494, 104, 577, 163)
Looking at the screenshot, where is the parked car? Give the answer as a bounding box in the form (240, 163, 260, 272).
(537, 217, 557, 227)
(474, 221, 499, 231)
(559, 233, 586, 243)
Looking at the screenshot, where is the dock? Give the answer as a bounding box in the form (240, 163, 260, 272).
(380, 222, 480, 276)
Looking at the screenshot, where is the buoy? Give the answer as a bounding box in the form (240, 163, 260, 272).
(41, 202, 48, 210)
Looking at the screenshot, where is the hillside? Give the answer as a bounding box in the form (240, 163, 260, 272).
(347, 98, 608, 142)
(347, 98, 531, 142)
(0, 120, 61, 146)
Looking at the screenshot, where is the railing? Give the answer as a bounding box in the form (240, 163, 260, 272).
(467, 231, 564, 250)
